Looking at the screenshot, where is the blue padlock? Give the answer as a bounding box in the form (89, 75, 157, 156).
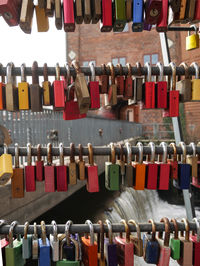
(38, 221, 51, 266)
(178, 142, 191, 189)
(132, 0, 144, 32)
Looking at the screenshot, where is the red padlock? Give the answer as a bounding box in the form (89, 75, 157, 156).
(156, 62, 167, 109)
(44, 143, 56, 192)
(36, 144, 44, 182)
(145, 142, 158, 190)
(194, 0, 200, 22)
(0, 0, 21, 26)
(100, 0, 112, 32)
(56, 143, 68, 191)
(142, 62, 155, 109)
(124, 63, 133, 99)
(116, 64, 125, 96)
(53, 63, 65, 111)
(86, 143, 99, 193)
(63, 0, 75, 32)
(157, 142, 170, 190)
(156, 0, 168, 32)
(168, 142, 178, 180)
(144, 0, 162, 25)
(88, 62, 100, 109)
(25, 143, 36, 192)
(190, 218, 200, 266)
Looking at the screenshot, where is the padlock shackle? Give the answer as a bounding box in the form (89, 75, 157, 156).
(148, 219, 156, 240)
(43, 63, 49, 82)
(107, 62, 115, 84)
(55, 63, 60, 81)
(6, 62, 16, 85)
(128, 219, 142, 240)
(169, 143, 177, 162)
(24, 221, 29, 240)
(117, 144, 125, 162)
(20, 63, 27, 82)
(97, 220, 104, 260)
(9, 221, 18, 248)
(125, 142, 132, 165)
(88, 143, 94, 165)
(72, 60, 81, 74)
(65, 220, 73, 246)
(160, 142, 167, 163)
(117, 63, 123, 76)
(189, 142, 196, 157)
(47, 143, 52, 165)
(181, 218, 190, 241)
(192, 218, 200, 242)
(179, 141, 186, 164)
(41, 221, 47, 245)
(65, 62, 71, 85)
(101, 64, 107, 75)
(171, 218, 179, 239)
(32, 61, 39, 85)
(51, 220, 58, 242)
(156, 62, 164, 82)
(120, 219, 130, 243)
(148, 142, 155, 163)
(105, 219, 113, 245)
(169, 62, 176, 91)
(89, 62, 96, 82)
(67, 82, 75, 101)
(27, 143, 32, 166)
(145, 62, 152, 82)
(70, 143, 75, 163)
(0, 64, 5, 83)
(37, 144, 42, 162)
(33, 222, 38, 239)
(136, 142, 143, 164)
(59, 143, 64, 166)
(126, 63, 132, 77)
(190, 62, 199, 79)
(85, 220, 94, 245)
(79, 144, 83, 162)
(158, 217, 170, 247)
(179, 62, 189, 79)
(110, 142, 116, 164)
(136, 62, 142, 76)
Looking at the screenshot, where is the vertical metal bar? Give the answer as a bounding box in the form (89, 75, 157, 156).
(159, 32, 195, 220)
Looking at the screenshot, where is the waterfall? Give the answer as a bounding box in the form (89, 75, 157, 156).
(105, 188, 200, 266)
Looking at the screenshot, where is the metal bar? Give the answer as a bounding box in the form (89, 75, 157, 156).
(0, 145, 199, 156)
(159, 32, 195, 220)
(0, 66, 197, 77)
(0, 222, 198, 235)
(168, 26, 199, 31)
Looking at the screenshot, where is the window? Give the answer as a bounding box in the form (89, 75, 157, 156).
(143, 54, 159, 65)
(82, 60, 96, 67)
(112, 57, 126, 66)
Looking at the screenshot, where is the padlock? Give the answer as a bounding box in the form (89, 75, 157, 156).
(157, 142, 170, 190)
(25, 143, 35, 192)
(124, 142, 134, 187)
(46, 0, 54, 17)
(78, 144, 85, 180)
(83, 0, 91, 23)
(126, 0, 132, 22)
(99, 64, 109, 94)
(39, 221, 51, 266)
(0, 220, 9, 266)
(176, 0, 187, 21)
(169, 218, 181, 260)
(45, 143, 56, 192)
(81, 220, 98, 266)
(63, 0, 75, 32)
(74, 0, 83, 24)
(55, 0, 63, 29)
(170, 0, 181, 13)
(113, 0, 126, 32)
(176, 142, 191, 190)
(97, 220, 106, 265)
(38, 0, 45, 8)
(185, 0, 195, 21)
(177, 218, 193, 265)
(192, 141, 200, 188)
(0, 0, 21, 26)
(142, 62, 155, 109)
(132, 142, 146, 190)
(57, 143, 68, 192)
(0, 64, 6, 110)
(190, 62, 200, 101)
(35, 5, 49, 32)
(144, 0, 162, 25)
(115, 219, 134, 266)
(132, 0, 143, 32)
(116, 64, 124, 96)
(167, 142, 178, 180)
(104, 220, 118, 266)
(89, 62, 100, 109)
(194, 0, 200, 22)
(5, 221, 25, 266)
(128, 220, 143, 256)
(43, 63, 53, 106)
(187, 142, 198, 180)
(58, 238, 80, 265)
(35, 144, 44, 181)
(69, 143, 77, 185)
(63, 82, 87, 120)
(143, 21, 152, 31)
(22, 222, 32, 259)
(86, 143, 99, 192)
(186, 25, 199, 51)
(11, 143, 24, 198)
(61, 221, 76, 261)
(0, 144, 13, 185)
(157, 218, 171, 266)
(100, 0, 112, 32)
(143, 219, 160, 264)
(156, 0, 168, 32)
(116, 144, 125, 186)
(145, 142, 158, 189)
(6, 62, 18, 111)
(107, 63, 117, 106)
(124, 63, 133, 99)
(72, 60, 90, 114)
(134, 62, 143, 102)
(176, 62, 192, 102)
(53, 63, 65, 110)
(50, 220, 59, 262)
(156, 62, 167, 108)
(105, 142, 120, 191)
(30, 61, 43, 112)
(91, 0, 101, 23)
(190, 218, 200, 266)
(19, 0, 34, 34)
(18, 63, 30, 110)
(32, 222, 38, 260)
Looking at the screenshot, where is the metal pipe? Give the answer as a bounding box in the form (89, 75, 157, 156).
(0, 145, 200, 156)
(0, 222, 198, 235)
(168, 26, 199, 31)
(0, 66, 197, 77)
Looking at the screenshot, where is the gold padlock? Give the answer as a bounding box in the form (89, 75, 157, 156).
(35, 5, 49, 32)
(191, 62, 200, 101)
(186, 25, 199, 51)
(18, 63, 30, 110)
(0, 144, 13, 185)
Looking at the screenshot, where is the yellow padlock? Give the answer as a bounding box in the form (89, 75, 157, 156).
(18, 63, 30, 110)
(191, 62, 200, 101)
(0, 144, 13, 185)
(186, 25, 199, 51)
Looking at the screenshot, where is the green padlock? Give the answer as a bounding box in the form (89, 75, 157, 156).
(105, 143, 120, 191)
(186, 25, 199, 51)
(5, 221, 25, 266)
(169, 218, 181, 260)
(113, 0, 127, 32)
